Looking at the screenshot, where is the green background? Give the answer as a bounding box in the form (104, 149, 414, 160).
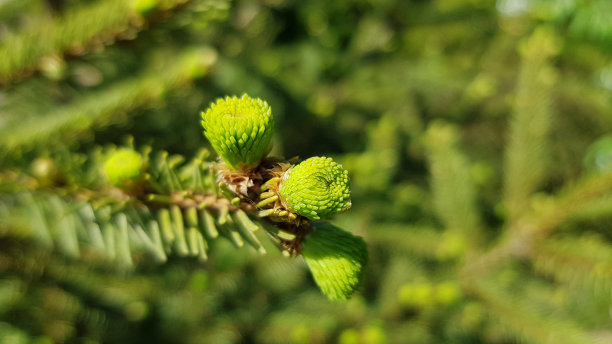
(1, 0, 612, 343)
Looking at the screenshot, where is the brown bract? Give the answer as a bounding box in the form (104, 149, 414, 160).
(216, 157, 312, 255)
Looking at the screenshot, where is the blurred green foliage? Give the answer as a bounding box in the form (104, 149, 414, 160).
(1, 0, 612, 343)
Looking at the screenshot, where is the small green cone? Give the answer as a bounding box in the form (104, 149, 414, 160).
(279, 157, 351, 220)
(302, 222, 368, 301)
(103, 148, 144, 188)
(31, 158, 62, 185)
(201, 94, 274, 170)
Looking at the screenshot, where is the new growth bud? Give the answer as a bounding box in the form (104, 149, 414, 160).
(302, 222, 368, 301)
(279, 157, 351, 220)
(201, 94, 274, 171)
(104, 148, 144, 188)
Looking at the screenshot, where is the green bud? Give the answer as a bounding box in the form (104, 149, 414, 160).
(201, 94, 274, 170)
(104, 148, 144, 188)
(302, 222, 368, 301)
(435, 282, 462, 305)
(279, 157, 351, 220)
(31, 158, 60, 183)
(398, 282, 434, 308)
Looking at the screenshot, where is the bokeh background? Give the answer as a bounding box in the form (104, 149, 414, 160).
(1, 0, 612, 343)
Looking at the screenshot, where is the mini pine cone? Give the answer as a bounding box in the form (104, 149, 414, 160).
(279, 157, 351, 220)
(201, 94, 274, 171)
(302, 222, 368, 301)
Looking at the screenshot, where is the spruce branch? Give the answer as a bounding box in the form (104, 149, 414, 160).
(200, 94, 366, 300)
(0, 0, 194, 83)
(504, 26, 560, 223)
(365, 224, 442, 258)
(529, 172, 612, 238)
(468, 279, 593, 344)
(461, 172, 612, 278)
(0, 48, 215, 152)
(424, 121, 482, 243)
(0, 93, 368, 301)
(0, 0, 41, 24)
(533, 235, 612, 290)
(0, 144, 266, 265)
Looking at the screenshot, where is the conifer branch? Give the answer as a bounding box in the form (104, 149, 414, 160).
(533, 235, 612, 290)
(504, 27, 559, 223)
(0, 93, 368, 301)
(463, 169, 612, 277)
(0, 0, 191, 83)
(0, 48, 215, 151)
(0, 0, 40, 23)
(0, 146, 266, 265)
(469, 280, 593, 344)
(424, 121, 482, 244)
(366, 224, 442, 257)
(530, 172, 612, 238)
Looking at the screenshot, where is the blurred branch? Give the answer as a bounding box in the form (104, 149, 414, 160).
(424, 121, 482, 244)
(367, 224, 442, 258)
(0, 48, 216, 152)
(462, 172, 612, 277)
(0, 145, 267, 266)
(529, 172, 612, 238)
(468, 280, 593, 344)
(0, 0, 189, 83)
(0, 0, 43, 24)
(533, 235, 612, 290)
(503, 27, 560, 223)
